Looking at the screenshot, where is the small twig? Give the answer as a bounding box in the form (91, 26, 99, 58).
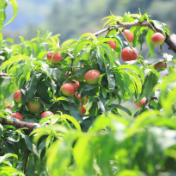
(66, 71, 70, 79)
(70, 58, 74, 75)
(66, 58, 74, 79)
(105, 27, 111, 38)
(146, 20, 157, 33)
(61, 54, 69, 61)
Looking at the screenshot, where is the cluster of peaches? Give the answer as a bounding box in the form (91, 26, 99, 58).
(8, 29, 166, 120)
(9, 69, 100, 121)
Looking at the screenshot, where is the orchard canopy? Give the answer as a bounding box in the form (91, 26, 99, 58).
(1, 1, 176, 176)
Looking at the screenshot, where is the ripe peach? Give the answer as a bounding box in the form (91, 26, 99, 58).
(122, 29, 134, 42)
(84, 70, 100, 85)
(14, 90, 22, 103)
(107, 41, 116, 50)
(121, 47, 138, 62)
(11, 112, 23, 120)
(47, 51, 62, 63)
(27, 100, 42, 113)
(151, 32, 165, 45)
(41, 111, 54, 118)
(61, 83, 76, 96)
(135, 97, 147, 109)
(153, 62, 167, 70)
(78, 104, 86, 115)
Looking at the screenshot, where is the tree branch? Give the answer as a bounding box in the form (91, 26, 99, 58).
(0, 117, 38, 131)
(94, 20, 176, 53)
(0, 73, 12, 77)
(1, 20, 176, 78)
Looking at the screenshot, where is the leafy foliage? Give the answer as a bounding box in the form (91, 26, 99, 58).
(0, 1, 176, 176)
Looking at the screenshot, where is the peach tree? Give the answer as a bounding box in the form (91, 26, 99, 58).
(1, 1, 176, 176)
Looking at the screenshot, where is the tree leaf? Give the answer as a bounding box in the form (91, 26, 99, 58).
(109, 104, 132, 116)
(4, 0, 18, 26)
(146, 29, 155, 57)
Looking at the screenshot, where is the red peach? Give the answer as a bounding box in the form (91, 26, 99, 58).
(47, 51, 62, 63)
(122, 29, 134, 42)
(14, 90, 22, 103)
(78, 104, 86, 115)
(135, 97, 147, 109)
(151, 32, 165, 45)
(41, 111, 54, 118)
(121, 47, 138, 62)
(11, 112, 23, 120)
(84, 70, 100, 85)
(61, 83, 76, 96)
(27, 100, 42, 113)
(107, 41, 116, 50)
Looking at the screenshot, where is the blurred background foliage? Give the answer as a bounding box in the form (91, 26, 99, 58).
(2, 0, 176, 44)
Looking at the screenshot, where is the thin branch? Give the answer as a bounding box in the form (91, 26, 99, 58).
(61, 53, 69, 61)
(0, 73, 12, 77)
(93, 20, 176, 53)
(0, 117, 38, 131)
(146, 20, 157, 32)
(1, 20, 176, 78)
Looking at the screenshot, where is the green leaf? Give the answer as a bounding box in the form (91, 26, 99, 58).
(1, 55, 30, 73)
(119, 65, 144, 83)
(117, 170, 146, 176)
(0, 0, 6, 49)
(109, 104, 132, 116)
(46, 130, 81, 176)
(0, 166, 25, 176)
(152, 20, 170, 35)
(128, 71, 142, 96)
(98, 73, 106, 85)
(53, 96, 68, 102)
(0, 153, 18, 164)
(107, 71, 115, 95)
(61, 114, 81, 131)
(70, 106, 83, 122)
(96, 45, 105, 70)
(4, 0, 18, 26)
(142, 71, 159, 100)
(146, 29, 155, 57)
(73, 41, 91, 61)
(99, 99, 106, 115)
(150, 100, 158, 109)
(79, 33, 98, 43)
(0, 33, 3, 50)
(62, 39, 75, 48)
(0, 124, 3, 138)
(83, 84, 98, 92)
(0, 0, 6, 31)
